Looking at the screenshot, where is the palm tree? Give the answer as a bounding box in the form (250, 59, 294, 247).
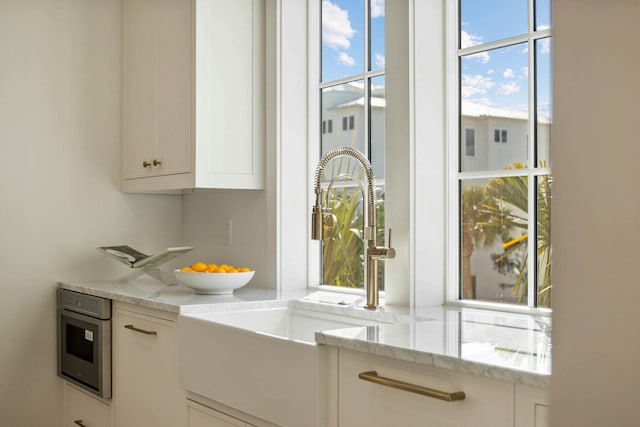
(481, 163, 552, 307)
(461, 185, 508, 299)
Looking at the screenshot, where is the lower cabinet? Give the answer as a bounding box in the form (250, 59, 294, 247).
(62, 381, 112, 427)
(186, 399, 254, 427)
(338, 348, 515, 427)
(113, 302, 184, 427)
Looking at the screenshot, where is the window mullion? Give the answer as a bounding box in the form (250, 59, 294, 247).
(527, 0, 537, 307)
(364, 0, 371, 159)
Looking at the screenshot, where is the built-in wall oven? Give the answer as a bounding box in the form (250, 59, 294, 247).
(57, 288, 111, 398)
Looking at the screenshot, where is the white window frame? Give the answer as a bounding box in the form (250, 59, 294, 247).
(308, 0, 386, 295)
(445, 0, 552, 314)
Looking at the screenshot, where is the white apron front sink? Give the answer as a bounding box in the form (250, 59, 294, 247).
(178, 300, 399, 427)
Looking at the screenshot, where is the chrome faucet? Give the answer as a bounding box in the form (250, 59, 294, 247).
(311, 147, 395, 309)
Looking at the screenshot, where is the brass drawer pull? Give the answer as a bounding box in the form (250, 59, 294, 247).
(124, 324, 158, 336)
(358, 371, 465, 402)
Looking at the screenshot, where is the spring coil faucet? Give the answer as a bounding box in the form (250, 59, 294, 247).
(311, 147, 395, 309)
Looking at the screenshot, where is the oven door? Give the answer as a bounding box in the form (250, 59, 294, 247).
(57, 308, 111, 398)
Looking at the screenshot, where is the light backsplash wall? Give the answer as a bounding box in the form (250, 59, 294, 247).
(0, 1, 182, 426)
(181, 190, 271, 288)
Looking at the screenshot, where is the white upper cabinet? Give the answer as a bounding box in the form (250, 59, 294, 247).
(122, 0, 265, 192)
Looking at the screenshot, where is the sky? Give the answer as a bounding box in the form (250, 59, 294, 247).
(460, 0, 552, 117)
(321, 0, 385, 83)
(320, 0, 551, 117)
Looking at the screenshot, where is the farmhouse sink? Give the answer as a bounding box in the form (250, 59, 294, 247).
(186, 304, 391, 343)
(178, 299, 403, 426)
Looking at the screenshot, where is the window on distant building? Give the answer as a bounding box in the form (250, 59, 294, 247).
(465, 128, 475, 156)
(318, 0, 386, 290)
(455, 0, 552, 308)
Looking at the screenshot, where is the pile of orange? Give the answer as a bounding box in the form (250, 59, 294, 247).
(180, 262, 251, 274)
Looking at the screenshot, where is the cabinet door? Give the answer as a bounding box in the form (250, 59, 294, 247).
(63, 381, 112, 427)
(122, 0, 191, 180)
(187, 400, 250, 427)
(113, 307, 182, 427)
(338, 349, 514, 427)
(194, 0, 264, 189)
(515, 384, 550, 427)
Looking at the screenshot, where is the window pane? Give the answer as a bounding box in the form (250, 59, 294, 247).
(460, 43, 529, 172)
(460, 177, 529, 305)
(370, 0, 385, 71)
(322, 180, 365, 288)
(322, 0, 364, 82)
(321, 82, 366, 168)
(536, 175, 552, 308)
(370, 75, 385, 178)
(535, 0, 551, 30)
(460, 0, 527, 47)
(536, 37, 552, 165)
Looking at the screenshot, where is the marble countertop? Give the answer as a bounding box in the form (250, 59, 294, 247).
(58, 277, 308, 314)
(312, 299, 551, 387)
(58, 279, 551, 387)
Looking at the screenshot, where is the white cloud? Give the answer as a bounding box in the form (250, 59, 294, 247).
(503, 68, 515, 78)
(539, 38, 551, 54)
(521, 66, 529, 78)
(371, 0, 385, 18)
(460, 30, 490, 63)
(374, 53, 385, 69)
(322, 1, 355, 51)
(337, 52, 355, 66)
(496, 81, 520, 95)
(468, 51, 490, 63)
(461, 74, 495, 98)
(460, 30, 481, 49)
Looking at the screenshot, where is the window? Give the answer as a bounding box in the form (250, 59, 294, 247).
(494, 129, 508, 143)
(465, 128, 475, 156)
(455, 0, 552, 308)
(318, 0, 386, 290)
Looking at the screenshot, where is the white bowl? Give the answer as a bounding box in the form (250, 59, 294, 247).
(174, 270, 255, 295)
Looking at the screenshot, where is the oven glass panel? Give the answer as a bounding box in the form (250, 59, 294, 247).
(66, 323, 94, 363)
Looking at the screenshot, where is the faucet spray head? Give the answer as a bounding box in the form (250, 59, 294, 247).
(311, 188, 324, 240)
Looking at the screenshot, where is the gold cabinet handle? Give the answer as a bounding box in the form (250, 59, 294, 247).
(358, 371, 465, 402)
(153, 159, 162, 166)
(142, 160, 152, 168)
(124, 324, 158, 336)
(74, 420, 87, 427)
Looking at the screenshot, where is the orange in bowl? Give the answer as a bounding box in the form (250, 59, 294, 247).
(174, 263, 254, 295)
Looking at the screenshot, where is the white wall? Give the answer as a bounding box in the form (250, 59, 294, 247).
(551, 0, 640, 425)
(0, 1, 183, 425)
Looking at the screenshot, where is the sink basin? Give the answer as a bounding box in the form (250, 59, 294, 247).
(187, 304, 388, 344)
(178, 300, 399, 426)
